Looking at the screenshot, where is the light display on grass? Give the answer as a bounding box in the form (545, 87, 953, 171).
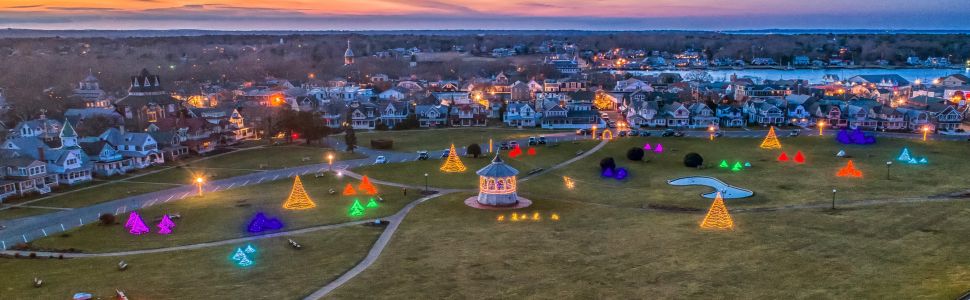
(230, 247, 254, 267)
(837, 160, 863, 177)
(509, 144, 522, 158)
(342, 183, 357, 195)
(527, 147, 536, 156)
(777, 152, 789, 162)
(601, 129, 613, 140)
(837, 128, 876, 145)
(643, 143, 652, 150)
(348, 199, 366, 217)
(366, 198, 379, 208)
(653, 144, 664, 153)
(731, 162, 743, 172)
(563, 176, 576, 189)
(244, 244, 257, 254)
(247, 212, 284, 233)
(602, 168, 614, 178)
(719, 160, 729, 168)
(898, 148, 912, 161)
(794, 151, 805, 164)
(496, 213, 561, 222)
(614, 168, 628, 180)
(836, 150, 846, 157)
(744, 162, 752, 168)
(358, 176, 378, 195)
(760, 126, 782, 149)
(700, 192, 734, 230)
(440, 143, 468, 172)
(124, 211, 149, 235)
(157, 215, 175, 235)
(282, 176, 316, 210)
(551, 213, 560, 221)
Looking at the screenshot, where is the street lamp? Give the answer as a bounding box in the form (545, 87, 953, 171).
(195, 177, 204, 196)
(591, 125, 598, 139)
(922, 125, 930, 141)
(708, 125, 715, 141)
(817, 120, 826, 136)
(424, 173, 429, 192)
(886, 161, 893, 180)
(327, 153, 334, 171)
(831, 189, 837, 210)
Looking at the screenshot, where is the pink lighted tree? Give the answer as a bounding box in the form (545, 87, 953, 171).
(125, 211, 150, 235)
(157, 215, 176, 235)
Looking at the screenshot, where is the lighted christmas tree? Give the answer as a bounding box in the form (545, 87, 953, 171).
(156, 215, 175, 235)
(794, 151, 805, 164)
(348, 199, 366, 217)
(509, 144, 522, 158)
(654, 144, 663, 153)
(366, 198, 379, 208)
(837, 160, 863, 177)
(777, 152, 789, 162)
(719, 160, 729, 168)
(282, 176, 316, 210)
(231, 248, 248, 261)
(248, 212, 284, 233)
(440, 144, 468, 172)
(527, 147, 536, 156)
(700, 192, 734, 230)
(124, 211, 149, 235)
(342, 183, 357, 195)
(760, 126, 782, 149)
(898, 148, 912, 161)
(731, 162, 743, 172)
(244, 244, 257, 254)
(643, 143, 652, 150)
(919, 157, 928, 164)
(358, 176, 378, 195)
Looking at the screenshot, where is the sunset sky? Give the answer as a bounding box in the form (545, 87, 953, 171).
(1, 0, 968, 30)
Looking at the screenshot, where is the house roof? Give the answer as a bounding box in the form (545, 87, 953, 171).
(476, 154, 519, 177)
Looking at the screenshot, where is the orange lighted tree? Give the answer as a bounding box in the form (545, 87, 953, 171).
(440, 144, 467, 173)
(282, 176, 316, 210)
(837, 160, 863, 177)
(358, 176, 378, 195)
(700, 192, 734, 230)
(342, 183, 357, 195)
(760, 126, 782, 149)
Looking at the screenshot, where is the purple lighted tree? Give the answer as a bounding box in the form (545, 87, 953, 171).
(157, 215, 176, 235)
(643, 143, 652, 150)
(602, 167, 614, 178)
(654, 144, 664, 153)
(124, 211, 150, 235)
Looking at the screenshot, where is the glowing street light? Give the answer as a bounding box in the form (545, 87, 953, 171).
(195, 177, 205, 196)
(817, 120, 826, 136)
(922, 125, 930, 141)
(708, 125, 716, 141)
(591, 125, 598, 140)
(327, 153, 334, 171)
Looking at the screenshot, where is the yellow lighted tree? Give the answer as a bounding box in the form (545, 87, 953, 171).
(440, 144, 467, 173)
(282, 176, 316, 210)
(760, 126, 782, 149)
(700, 192, 734, 230)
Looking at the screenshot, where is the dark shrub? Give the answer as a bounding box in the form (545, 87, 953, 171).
(28, 253, 37, 259)
(684, 152, 704, 168)
(375, 123, 389, 131)
(600, 157, 616, 171)
(99, 213, 116, 226)
(370, 139, 393, 150)
(626, 147, 645, 161)
(467, 143, 482, 158)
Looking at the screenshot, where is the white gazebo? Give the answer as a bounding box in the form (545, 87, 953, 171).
(465, 153, 531, 209)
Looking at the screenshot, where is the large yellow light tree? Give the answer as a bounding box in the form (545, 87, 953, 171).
(282, 176, 317, 210)
(760, 126, 782, 149)
(700, 192, 734, 230)
(440, 144, 467, 173)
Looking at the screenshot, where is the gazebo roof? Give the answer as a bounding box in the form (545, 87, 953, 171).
(476, 153, 519, 177)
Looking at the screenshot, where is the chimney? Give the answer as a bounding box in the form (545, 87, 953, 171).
(37, 147, 45, 161)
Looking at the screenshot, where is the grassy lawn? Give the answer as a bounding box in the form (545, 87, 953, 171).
(134, 146, 363, 185)
(329, 192, 970, 299)
(28, 182, 173, 209)
(353, 140, 600, 190)
(0, 226, 381, 299)
(30, 174, 419, 253)
(520, 135, 970, 209)
(357, 128, 570, 152)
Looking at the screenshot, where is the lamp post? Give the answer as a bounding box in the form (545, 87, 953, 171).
(591, 125, 598, 140)
(327, 153, 334, 171)
(922, 125, 930, 141)
(708, 125, 715, 141)
(831, 189, 837, 210)
(817, 120, 826, 136)
(886, 161, 893, 180)
(195, 177, 204, 196)
(424, 173, 429, 193)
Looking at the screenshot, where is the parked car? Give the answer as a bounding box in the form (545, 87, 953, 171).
(374, 156, 387, 164)
(661, 129, 676, 137)
(499, 142, 510, 150)
(639, 131, 651, 137)
(538, 136, 547, 144)
(416, 151, 429, 160)
(576, 129, 589, 135)
(509, 141, 519, 148)
(618, 131, 628, 137)
(789, 130, 800, 137)
(714, 131, 723, 137)
(440, 149, 450, 158)
(528, 136, 538, 145)
(629, 130, 640, 136)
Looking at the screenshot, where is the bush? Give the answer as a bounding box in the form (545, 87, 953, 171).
(370, 139, 394, 150)
(467, 143, 482, 158)
(684, 152, 704, 168)
(28, 253, 37, 259)
(375, 123, 389, 131)
(599, 157, 616, 171)
(626, 147, 645, 161)
(99, 213, 116, 226)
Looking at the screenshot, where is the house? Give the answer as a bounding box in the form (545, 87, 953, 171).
(931, 105, 964, 132)
(449, 103, 488, 127)
(614, 78, 653, 92)
(345, 101, 379, 130)
(99, 128, 164, 167)
(871, 106, 906, 131)
(114, 69, 184, 130)
(415, 105, 449, 128)
(846, 74, 910, 88)
(0, 149, 58, 201)
(625, 100, 662, 128)
(378, 101, 410, 128)
(540, 101, 601, 129)
(716, 104, 745, 127)
(897, 108, 933, 131)
(746, 101, 785, 126)
(69, 70, 112, 108)
(845, 104, 878, 130)
(664, 102, 691, 128)
(12, 115, 62, 140)
(378, 87, 409, 100)
(940, 74, 970, 87)
(793, 56, 810, 66)
(80, 141, 132, 177)
(504, 103, 539, 127)
(688, 103, 718, 128)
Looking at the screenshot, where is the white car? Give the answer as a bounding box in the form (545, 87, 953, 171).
(374, 156, 387, 164)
